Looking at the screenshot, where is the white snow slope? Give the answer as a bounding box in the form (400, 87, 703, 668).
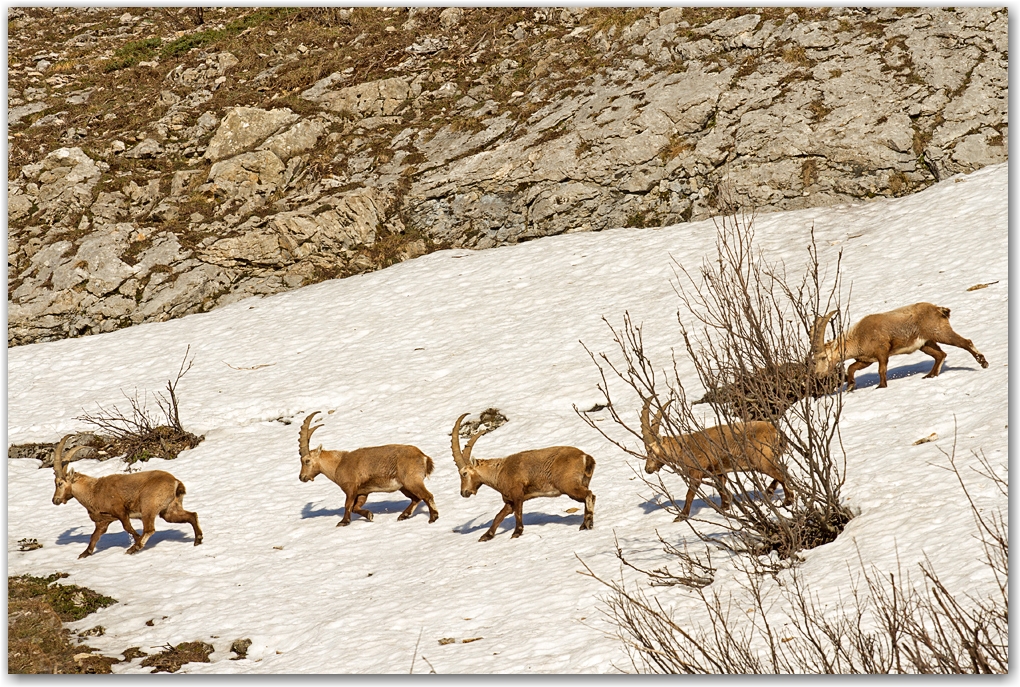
(7, 162, 1008, 674)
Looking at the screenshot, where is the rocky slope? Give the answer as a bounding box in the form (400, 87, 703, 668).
(7, 7, 1007, 346)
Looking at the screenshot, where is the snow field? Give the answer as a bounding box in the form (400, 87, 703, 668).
(6, 162, 1007, 673)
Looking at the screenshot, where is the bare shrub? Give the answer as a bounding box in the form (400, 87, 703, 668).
(580, 444, 1007, 674)
(77, 348, 203, 465)
(579, 208, 852, 563)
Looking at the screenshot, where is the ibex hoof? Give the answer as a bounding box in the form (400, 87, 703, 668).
(337, 521, 350, 527)
(510, 531, 523, 539)
(194, 538, 203, 546)
(362, 513, 374, 522)
(979, 358, 989, 368)
(428, 515, 439, 523)
(126, 547, 140, 555)
(78, 550, 93, 559)
(397, 513, 410, 521)
(478, 533, 494, 542)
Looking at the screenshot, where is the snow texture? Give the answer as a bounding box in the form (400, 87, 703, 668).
(6, 162, 1008, 673)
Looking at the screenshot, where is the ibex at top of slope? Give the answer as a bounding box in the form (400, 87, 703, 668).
(811, 303, 988, 390)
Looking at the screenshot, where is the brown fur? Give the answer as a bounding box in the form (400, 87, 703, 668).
(50, 435, 201, 558)
(640, 399, 792, 519)
(298, 411, 438, 526)
(451, 413, 595, 541)
(812, 303, 988, 390)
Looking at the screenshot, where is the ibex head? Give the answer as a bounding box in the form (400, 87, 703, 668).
(52, 434, 87, 505)
(298, 412, 325, 483)
(640, 399, 671, 474)
(810, 309, 840, 377)
(451, 413, 492, 498)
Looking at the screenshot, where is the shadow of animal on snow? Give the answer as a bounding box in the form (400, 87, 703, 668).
(454, 509, 586, 536)
(300, 498, 423, 520)
(851, 359, 981, 390)
(55, 526, 193, 554)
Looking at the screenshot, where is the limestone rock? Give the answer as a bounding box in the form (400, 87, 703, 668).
(257, 119, 328, 162)
(301, 76, 410, 118)
(20, 147, 102, 226)
(204, 107, 300, 162)
(123, 137, 164, 159)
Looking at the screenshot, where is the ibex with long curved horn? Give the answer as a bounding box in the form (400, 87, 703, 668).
(811, 303, 988, 390)
(51, 434, 202, 558)
(640, 399, 792, 519)
(451, 413, 595, 541)
(298, 411, 439, 526)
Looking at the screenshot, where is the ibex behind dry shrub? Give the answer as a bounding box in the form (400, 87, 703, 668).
(693, 360, 842, 421)
(451, 413, 595, 541)
(298, 411, 439, 526)
(640, 399, 792, 519)
(812, 303, 988, 390)
(51, 435, 202, 558)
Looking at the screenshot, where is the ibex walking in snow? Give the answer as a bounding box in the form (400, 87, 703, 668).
(811, 303, 988, 390)
(640, 399, 792, 519)
(50, 435, 202, 558)
(297, 411, 439, 526)
(451, 413, 596, 541)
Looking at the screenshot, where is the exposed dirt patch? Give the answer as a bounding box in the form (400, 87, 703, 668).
(7, 573, 119, 674)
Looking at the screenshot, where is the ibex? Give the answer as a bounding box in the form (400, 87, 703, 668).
(812, 303, 989, 390)
(451, 413, 595, 541)
(640, 399, 792, 519)
(298, 411, 439, 526)
(693, 360, 842, 421)
(50, 435, 202, 558)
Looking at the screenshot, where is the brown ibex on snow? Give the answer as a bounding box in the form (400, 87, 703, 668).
(640, 399, 792, 519)
(51, 435, 202, 558)
(297, 411, 439, 526)
(451, 413, 596, 541)
(811, 303, 988, 390)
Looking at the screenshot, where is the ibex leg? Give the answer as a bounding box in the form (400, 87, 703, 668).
(80, 518, 114, 558)
(921, 342, 947, 378)
(119, 516, 142, 550)
(876, 355, 890, 388)
(717, 474, 732, 510)
(162, 503, 203, 545)
(127, 513, 157, 553)
(677, 475, 702, 520)
(352, 494, 373, 522)
(480, 502, 514, 542)
(397, 488, 422, 520)
(581, 491, 595, 530)
(510, 501, 525, 539)
(846, 359, 872, 390)
(938, 331, 989, 368)
(338, 492, 357, 526)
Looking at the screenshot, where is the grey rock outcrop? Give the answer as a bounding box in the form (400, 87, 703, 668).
(204, 107, 300, 161)
(6, 7, 1008, 346)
